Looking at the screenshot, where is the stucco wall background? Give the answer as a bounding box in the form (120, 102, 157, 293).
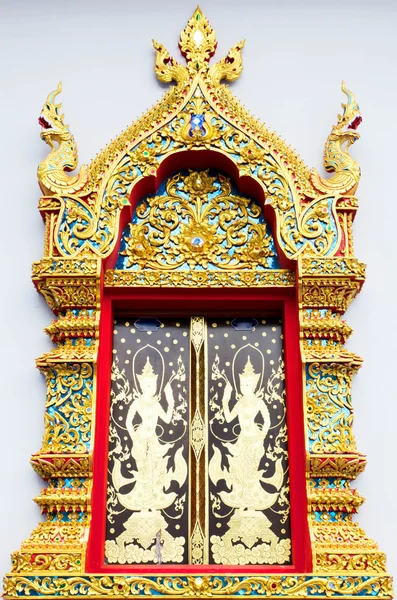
(0, 0, 396, 582)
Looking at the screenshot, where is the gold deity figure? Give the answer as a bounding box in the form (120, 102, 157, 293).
(210, 355, 283, 511)
(112, 356, 187, 511)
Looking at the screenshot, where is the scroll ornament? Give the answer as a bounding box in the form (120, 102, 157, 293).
(36, 7, 361, 262)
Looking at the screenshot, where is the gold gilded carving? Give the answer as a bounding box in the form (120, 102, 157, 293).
(178, 7, 217, 76)
(308, 454, 367, 479)
(106, 343, 188, 564)
(310, 83, 361, 196)
(120, 170, 275, 272)
(208, 41, 245, 87)
(30, 455, 91, 480)
(306, 363, 357, 454)
(11, 552, 83, 573)
(32, 257, 100, 277)
(104, 269, 294, 288)
(314, 552, 386, 573)
(37, 278, 98, 311)
(36, 340, 98, 366)
(40, 363, 93, 454)
(209, 348, 291, 565)
(38, 83, 89, 197)
(39, 9, 361, 261)
(312, 522, 379, 551)
(214, 84, 313, 198)
(152, 41, 189, 87)
(189, 317, 206, 565)
(301, 278, 362, 311)
(20, 520, 87, 552)
(308, 488, 364, 513)
(33, 478, 90, 513)
(302, 310, 352, 344)
(3, 574, 394, 598)
(302, 344, 362, 365)
(301, 257, 366, 278)
(45, 310, 96, 341)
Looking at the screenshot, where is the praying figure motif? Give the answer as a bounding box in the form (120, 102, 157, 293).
(106, 345, 188, 564)
(112, 355, 187, 510)
(209, 354, 283, 510)
(209, 346, 290, 564)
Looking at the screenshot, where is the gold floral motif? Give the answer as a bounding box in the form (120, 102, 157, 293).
(178, 7, 217, 75)
(120, 170, 275, 272)
(104, 269, 294, 288)
(30, 455, 91, 480)
(11, 552, 83, 573)
(301, 257, 366, 278)
(302, 343, 362, 365)
(301, 278, 362, 311)
(3, 574, 393, 598)
(306, 363, 357, 454)
(314, 552, 387, 573)
(40, 363, 93, 454)
(37, 278, 98, 311)
(36, 340, 98, 367)
(311, 523, 379, 550)
(170, 96, 226, 148)
(32, 258, 100, 277)
(20, 520, 88, 552)
(17, 5, 390, 596)
(308, 454, 367, 479)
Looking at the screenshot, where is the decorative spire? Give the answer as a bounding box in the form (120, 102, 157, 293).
(152, 6, 244, 86)
(179, 6, 217, 74)
(239, 356, 261, 389)
(137, 356, 158, 383)
(241, 356, 256, 377)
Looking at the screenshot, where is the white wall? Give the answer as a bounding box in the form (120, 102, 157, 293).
(0, 0, 396, 581)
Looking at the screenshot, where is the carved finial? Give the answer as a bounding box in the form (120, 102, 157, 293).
(337, 81, 361, 131)
(39, 82, 65, 132)
(38, 82, 89, 196)
(152, 39, 189, 86)
(153, 7, 244, 87)
(179, 6, 217, 74)
(309, 81, 362, 196)
(209, 40, 245, 87)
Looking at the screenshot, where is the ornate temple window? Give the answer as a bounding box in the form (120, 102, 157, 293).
(3, 7, 392, 600)
(99, 169, 295, 566)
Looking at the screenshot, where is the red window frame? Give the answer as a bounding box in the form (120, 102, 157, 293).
(86, 286, 312, 574)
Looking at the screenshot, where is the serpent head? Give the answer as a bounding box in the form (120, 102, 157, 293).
(334, 81, 362, 148)
(38, 82, 68, 148)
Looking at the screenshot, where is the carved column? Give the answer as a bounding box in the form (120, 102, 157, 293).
(10, 256, 101, 575)
(299, 256, 386, 574)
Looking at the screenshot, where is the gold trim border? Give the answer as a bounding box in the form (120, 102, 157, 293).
(3, 573, 393, 598)
(104, 269, 295, 288)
